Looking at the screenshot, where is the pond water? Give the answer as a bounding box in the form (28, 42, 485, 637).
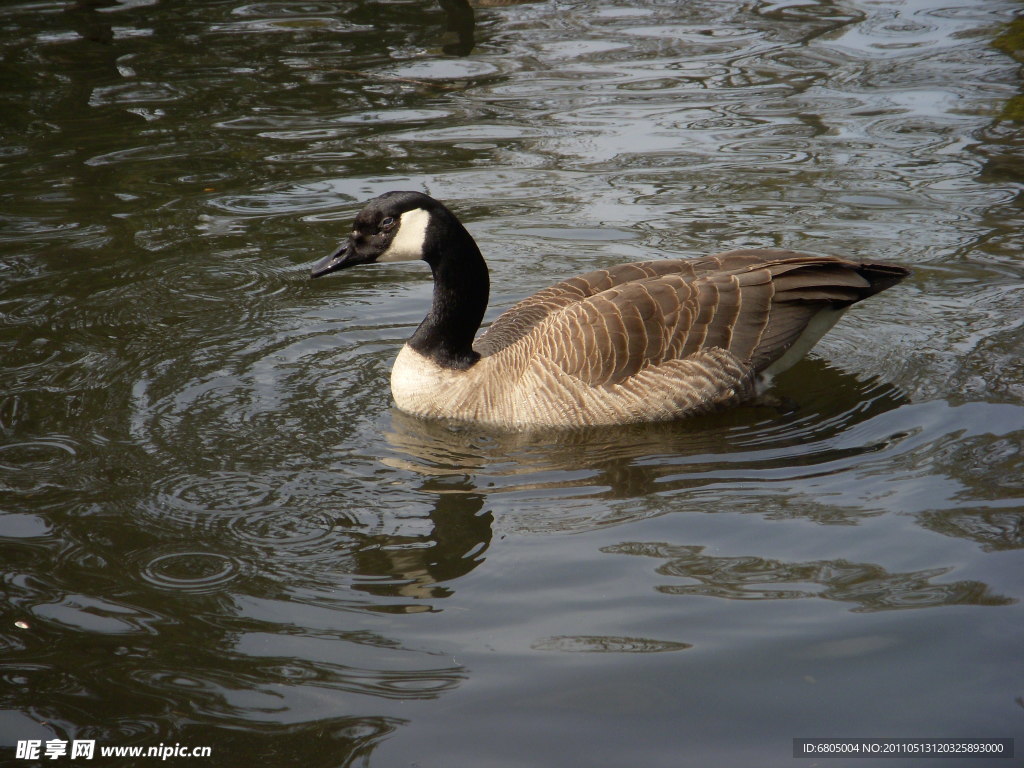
(2, 0, 1024, 766)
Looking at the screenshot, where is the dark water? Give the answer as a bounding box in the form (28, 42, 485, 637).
(2, 1, 1024, 766)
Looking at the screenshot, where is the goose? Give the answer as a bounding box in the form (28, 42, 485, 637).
(310, 191, 909, 429)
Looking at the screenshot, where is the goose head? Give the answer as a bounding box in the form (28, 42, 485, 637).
(309, 192, 490, 371)
(310, 191, 457, 278)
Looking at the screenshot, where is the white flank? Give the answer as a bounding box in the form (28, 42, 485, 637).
(378, 207, 430, 262)
(762, 305, 847, 379)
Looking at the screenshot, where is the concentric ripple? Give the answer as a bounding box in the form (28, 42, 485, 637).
(142, 472, 279, 530)
(138, 550, 244, 593)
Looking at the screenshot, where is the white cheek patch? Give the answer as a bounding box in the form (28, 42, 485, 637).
(378, 207, 430, 262)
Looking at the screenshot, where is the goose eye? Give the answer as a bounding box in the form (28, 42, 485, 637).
(380, 216, 396, 232)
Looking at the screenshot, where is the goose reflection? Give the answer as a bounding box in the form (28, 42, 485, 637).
(373, 359, 1014, 618)
(381, 358, 910, 510)
(351, 479, 492, 604)
(438, 0, 475, 56)
(437, 0, 541, 55)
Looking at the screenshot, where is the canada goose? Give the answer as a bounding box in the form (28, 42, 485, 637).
(310, 191, 909, 429)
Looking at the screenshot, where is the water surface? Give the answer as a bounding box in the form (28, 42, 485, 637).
(2, 1, 1024, 766)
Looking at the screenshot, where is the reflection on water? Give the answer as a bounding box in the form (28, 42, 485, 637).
(382, 359, 909, 504)
(604, 541, 1013, 611)
(2, 0, 1024, 765)
(348, 482, 492, 604)
(531, 635, 692, 653)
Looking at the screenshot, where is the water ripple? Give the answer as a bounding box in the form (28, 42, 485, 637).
(0, 437, 78, 471)
(228, 509, 339, 546)
(138, 550, 244, 593)
(143, 472, 278, 529)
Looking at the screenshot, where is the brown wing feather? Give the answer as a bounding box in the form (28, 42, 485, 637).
(476, 250, 909, 388)
(474, 252, 776, 355)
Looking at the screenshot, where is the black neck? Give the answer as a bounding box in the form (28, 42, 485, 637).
(408, 216, 489, 370)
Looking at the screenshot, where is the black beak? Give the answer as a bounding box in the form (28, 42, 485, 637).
(310, 241, 360, 279)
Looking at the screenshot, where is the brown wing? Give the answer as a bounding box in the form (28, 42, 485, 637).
(487, 250, 908, 387)
(474, 250, 777, 356)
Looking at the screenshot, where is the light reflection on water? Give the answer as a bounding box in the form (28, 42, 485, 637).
(2, 0, 1024, 765)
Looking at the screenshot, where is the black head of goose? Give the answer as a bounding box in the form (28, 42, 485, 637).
(310, 191, 909, 429)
